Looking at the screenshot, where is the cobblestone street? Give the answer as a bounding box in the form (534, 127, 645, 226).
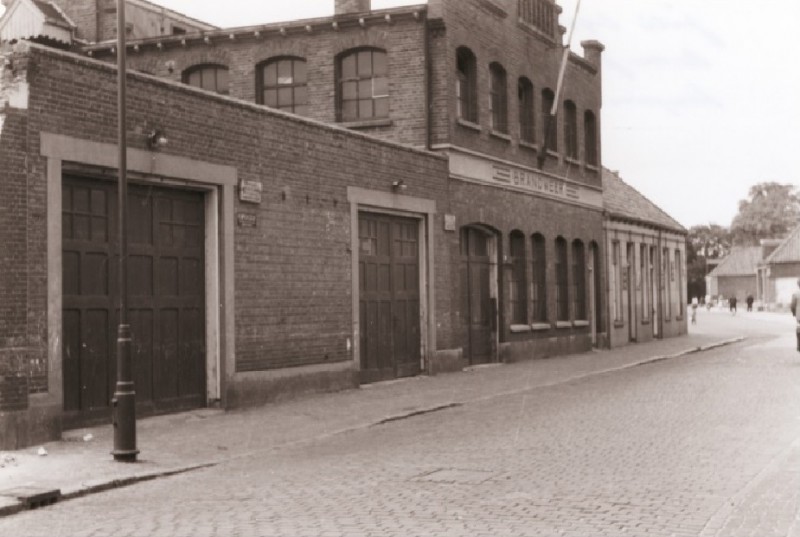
(3, 311, 800, 536)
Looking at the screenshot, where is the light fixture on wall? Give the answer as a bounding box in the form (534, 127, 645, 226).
(147, 129, 168, 150)
(391, 179, 407, 192)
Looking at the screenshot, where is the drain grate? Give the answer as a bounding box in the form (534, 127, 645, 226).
(412, 468, 496, 485)
(0, 486, 61, 509)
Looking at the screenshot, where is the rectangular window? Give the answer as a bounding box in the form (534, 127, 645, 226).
(572, 241, 586, 320)
(509, 233, 527, 324)
(663, 247, 671, 320)
(555, 239, 569, 321)
(531, 235, 547, 322)
(640, 244, 649, 321)
(676, 249, 684, 318)
(518, 78, 535, 144)
(612, 241, 622, 323)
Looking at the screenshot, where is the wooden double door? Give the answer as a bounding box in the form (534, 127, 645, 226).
(358, 213, 421, 383)
(62, 177, 206, 426)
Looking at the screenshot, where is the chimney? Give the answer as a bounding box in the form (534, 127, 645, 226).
(581, 40, 605, 70)
(334, 0, 371, 16)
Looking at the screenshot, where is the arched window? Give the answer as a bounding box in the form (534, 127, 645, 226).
(531, 233, 547, 322)
(509, 231, 527, 324)
(541, 88, 556, 152)
(518, 77, 535, 144)
(564, 100, 578, 160)
(555, 237, 569, 321)
(489, 62, 508, 134)
(337, 48, 389, 122)
(456, 47, 478, 123)
(257, 57, 308, 115)
(572, 239, 586, 320)
(584, 110, 598, 166)
(182, 64, 229, 95)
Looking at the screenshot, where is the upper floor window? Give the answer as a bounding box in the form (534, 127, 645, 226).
(584, 110, 598, 166)
(564, 100, 578, 160)
(489, 62, 508, 134)
(337, 48, 389, 122)
(456, 47, 478, 123)
(183, 64, 229, 95)
(509, 231, 527, 324)
(519, 0, 556, 37)
(518, 77, 535, 144)
(541, 88, 556, 152)
(257, 57, 309, 115)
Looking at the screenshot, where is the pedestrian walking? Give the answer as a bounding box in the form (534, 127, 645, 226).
(729, 296, 737, 315)
(790, 279, 800, 352)
(746, 294, 754, 312)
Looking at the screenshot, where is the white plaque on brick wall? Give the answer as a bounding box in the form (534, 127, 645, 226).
(239, 180, 262, 204)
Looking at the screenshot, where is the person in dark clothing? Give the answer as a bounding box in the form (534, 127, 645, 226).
(729, 296, 737, 315)
(746, 295, 754, 312)
(791, 279, 800, 352)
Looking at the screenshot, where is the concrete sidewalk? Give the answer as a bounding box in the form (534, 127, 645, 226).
(0, 331, 743, 517)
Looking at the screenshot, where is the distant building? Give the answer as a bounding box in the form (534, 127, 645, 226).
(757, 226, 800, 310)
(705, 246, 762, 303)
(602, 169, 687, 348)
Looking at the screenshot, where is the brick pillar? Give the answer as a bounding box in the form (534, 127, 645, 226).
(334, 0, 371, 15)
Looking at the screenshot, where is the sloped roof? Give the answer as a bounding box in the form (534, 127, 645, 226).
(0, 0, 74, 44)
(708, 247, 762, 277)
(601, 168, 686, 233)
(764, 224, 800, 264)
(31, 0, 71, 28)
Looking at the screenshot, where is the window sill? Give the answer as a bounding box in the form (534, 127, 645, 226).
(457, 118, 482, 132)
(546, 149, 559, 159)
(490, 130, 511, 142)
(519, 140, 539, 152)
(565, 156, 581, 166)
(585, 163, 600, 172)
(510, 324, 532, 333)
(556, 321, 572, 329)
(341, 118, 393, 129)
(613, 320, 625, 328)
(531, 322, 550, 331)
(573, 320, 589, 327)
(641, 319, 651, 326)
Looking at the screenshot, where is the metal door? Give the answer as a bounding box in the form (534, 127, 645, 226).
(358, 213, 421, 383)
(63, 177, 206, 425)
(460, 227, 495, 364)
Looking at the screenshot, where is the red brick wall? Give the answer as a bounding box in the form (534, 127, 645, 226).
(18, 44, 449, 375)
(0, 52, 33, 411)
(90, 11, 429, 149)
(431, 0, 603, 188)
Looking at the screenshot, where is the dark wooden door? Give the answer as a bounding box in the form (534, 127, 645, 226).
(460, 228, 495, 364)
(63, 177, 206, 426)
(358, 213, 421, 383)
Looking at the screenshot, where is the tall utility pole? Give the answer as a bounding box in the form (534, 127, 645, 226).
(112, 0, 138, 462)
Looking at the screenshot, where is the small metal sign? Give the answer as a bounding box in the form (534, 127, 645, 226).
(237, 213, 257, 227)
(239, 180, 262, 204)
(444, 214, 456, 232)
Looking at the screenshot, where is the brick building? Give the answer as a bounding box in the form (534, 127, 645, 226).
(602, 169, 687, 348)
(757, 227, 800, 310)
(0, 0, 684, 448)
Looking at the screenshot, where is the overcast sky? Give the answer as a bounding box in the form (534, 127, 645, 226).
(5, 0, 798, 228)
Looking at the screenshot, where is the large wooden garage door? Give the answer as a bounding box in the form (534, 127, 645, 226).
(62, 177, 206, 426)
(358, 213, 421, 384)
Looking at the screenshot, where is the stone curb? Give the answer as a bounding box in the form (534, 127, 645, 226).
(0, 336, 745, 518)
